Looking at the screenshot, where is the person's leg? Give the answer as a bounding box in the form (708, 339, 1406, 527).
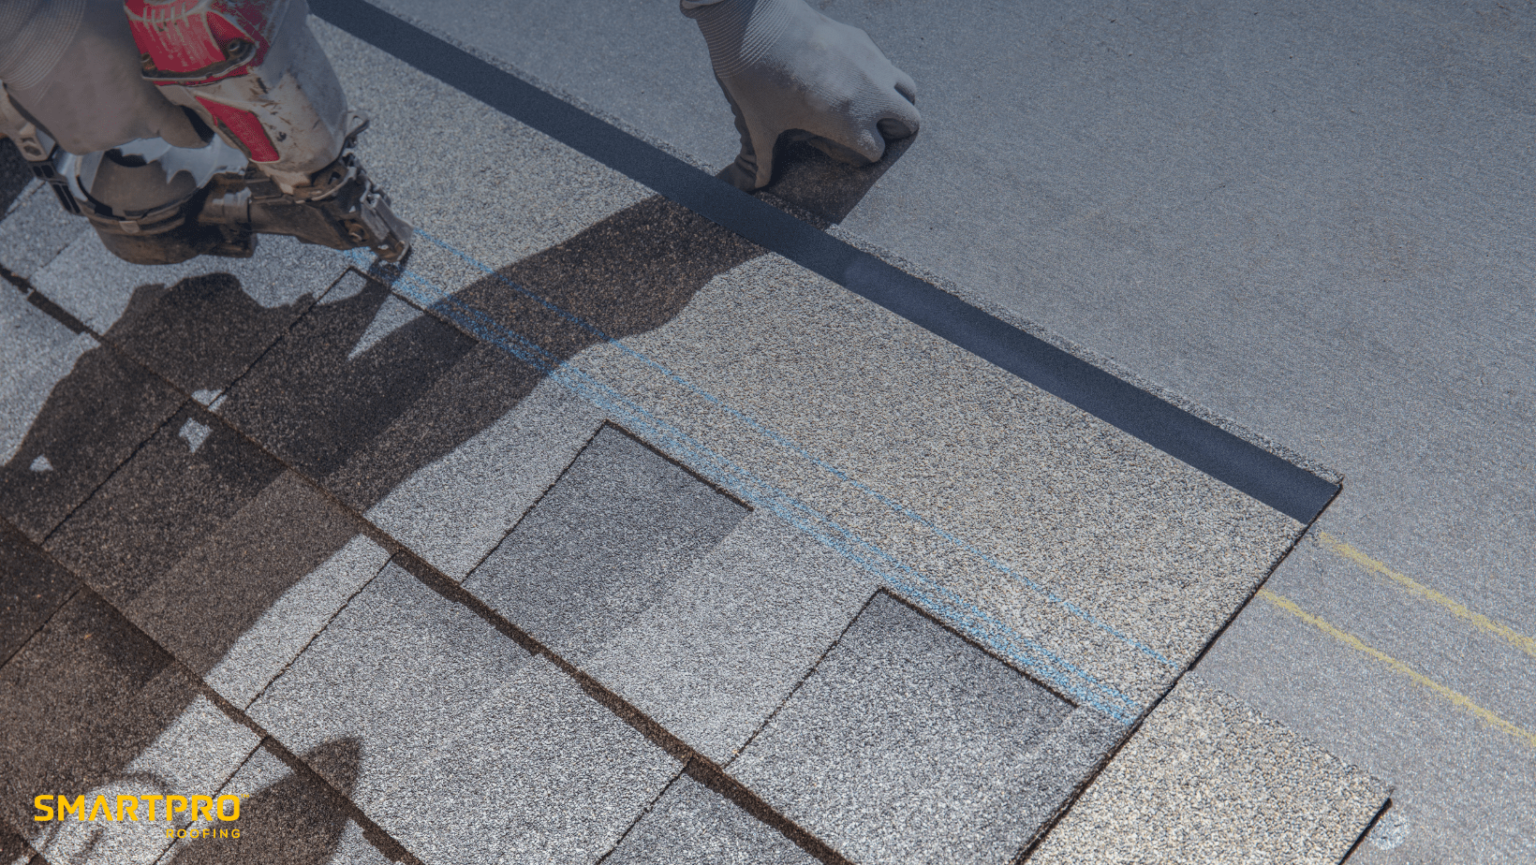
(1, 0, 209, 246)
(0, 0, 204, 154)
(0, 0, 410, 265)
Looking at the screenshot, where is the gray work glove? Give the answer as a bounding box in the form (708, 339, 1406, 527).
(682, 0, 920, 191)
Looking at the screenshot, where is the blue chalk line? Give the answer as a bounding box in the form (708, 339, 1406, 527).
(344, 240, 1154, 723)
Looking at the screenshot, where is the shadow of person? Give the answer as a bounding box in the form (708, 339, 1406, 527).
(163, 739, 364, 865)
(232, 193, 763, 510)
(107, 272, 323, 394)
(0, 192, 764, 858)
(0, 270, 323, 542)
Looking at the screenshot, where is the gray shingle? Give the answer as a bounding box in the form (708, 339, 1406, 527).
(201, 531, 391, 709)
(0, 519, 78, 666)
(154, 744, 398, 865)
(96, 267, 338, 400)
(584, 510, 878, 764)
(0, 181, 91, 281)
(0, 275, 94, 467)
(604, 774, 817, 865)
(26, 230, 347, 341)
(361, 373, 605, 582)
(730, 591, 1118, 865)
(464, 424, 747, 665)
(217, 273, 479, 486)
(1025, 674, 1390, 865)
(250, 562, 679, 865)
(0, 592, 258, 865)
(0, 821, 36, 865)
(0, 333, 183, 543)
(42, 404, 385, 687)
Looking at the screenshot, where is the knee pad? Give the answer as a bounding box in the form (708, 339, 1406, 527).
(126, 0, 346, 191)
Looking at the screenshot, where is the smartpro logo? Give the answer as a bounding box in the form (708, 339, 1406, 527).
(34, 794, 243, 839)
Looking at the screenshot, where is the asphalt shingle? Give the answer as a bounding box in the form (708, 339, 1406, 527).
(42, 399, 286, 607)
(604, 774, 817, 865)
(0, 819, 37, 865)
(249, 561, 679, 865)
(0, 179, 90, 281)
(201, 532, 390, 710)
(313, 16, 653, 289)
(730, 591, 1119, 865)
(361, 373, 605, 581)
(43, 402, 383, 690)
(464, 424, 747, 665)
(566, 252, 1304, 712)
(26, 229, 348, 344)
(0, 591, 259, 865)
(584, 509, 878, 764)
(0, 272, 94, 474)
(0, 519, 77, 667)
(154, 744, 399, 865)
(0, 337, 183, 544)
(1025, 674, 1389, 865)
(97, 267, 341, 400)
(217, 272, 478, 486)
(218, 273, 619, 575)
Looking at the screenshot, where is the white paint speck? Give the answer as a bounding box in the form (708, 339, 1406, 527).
(191, 389, 221, 406)
(29, 455, 53, 472)
(1368, 809, 1409, 850)
(179, 418, 211, 453)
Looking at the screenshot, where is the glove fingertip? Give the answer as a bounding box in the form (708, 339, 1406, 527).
(852, 128, 887, 164)
(876, 117, 913, 141)
(879, 94, 922, 140)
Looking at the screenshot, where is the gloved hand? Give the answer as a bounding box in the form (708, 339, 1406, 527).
(682, 0, 920, 191)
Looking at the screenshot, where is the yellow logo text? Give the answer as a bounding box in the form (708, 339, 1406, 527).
(33, 794, 240, 823)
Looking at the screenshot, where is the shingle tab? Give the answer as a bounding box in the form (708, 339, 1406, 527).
(465, 424, 747, 665)
(604, 774, 818, 865)
(42, 404, 383, 686)
(584, 510, 877, 764)
(0, 519, 78, 666)
(730, 591, 1118, 865)
(250, 561, 680, 865)
(1026, 675, 1390, 865)
(153, 744, 397, 865)
(0, 592, 258, 865)
(0, 337, 182, 543)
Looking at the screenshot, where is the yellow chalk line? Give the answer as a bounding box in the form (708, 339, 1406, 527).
(1258, 589, 1536, 751)
(1317, 531, 1536, 663)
